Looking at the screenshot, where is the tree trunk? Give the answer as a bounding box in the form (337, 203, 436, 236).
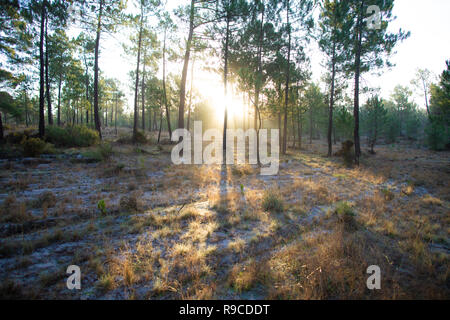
(24, 91, 29, 127)
(178, 0, 195, 132)
(133, 14, 143, 142)
(282, 0, 291, 155)
(327, 37, 336, 157)
(85, 56, 89, 125)
(162, 28, 172, 139)
(222, 15, 230, 154)
(93, 0, 103, 139)
(353, 3, 364, 164)
(187, 58, 195, 131)
(0, 112, 3, 141)
(39, 2, 46, 138)
(142, 50, 146, 131)
(297, 111, 302, 149)
(309, 103, 313, 144)
(45, 14, 53, 126)
(423, 80, 430, 117)
(115, 93, 118, 135)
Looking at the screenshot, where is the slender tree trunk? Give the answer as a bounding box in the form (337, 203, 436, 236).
(84, 56, 89, 125)
(179, 0, 195, 132)
(353, 3, 364, 164)
(162, 28, 172, 139)
(309, 103, 313, 144)
(291, 106, 296, 148)
(222, 15, 230, 154)
(254, 4, 265, 164)
(133, 14, 143, 142)
(423, 81, 430, 117)
(142, 50, 146, 131)
(327, 38, 336, 157)
(187, 58, 195, 131)
(157, 108, 163, 144)
(39, 2, 46, 138)
(93, 0, 103, 139)
(297, 111, 302, 149)
(0, 112, 3, 141)
(115, 93, 118, 135)
(45, 14, 53, 126)
(282, 0, 291, 155)
(24, 91, 29, 127)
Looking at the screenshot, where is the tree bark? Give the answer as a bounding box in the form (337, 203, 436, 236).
(0, 112, 3, 141)
(39, 2, 46, 138)
(141, 50, 146, 131)
(327, 37, 336, 157)
(222, 15, 230, 154)
(133, 13, 143, 142)
(57, 75, 62, 126)
(45, 13, 53, 125)
(93, 0, 103, 139)
(353, 1, 364, 164)
(178, 0, 195, 132)
(162, 28, 172, 139)
(282, 0, 291, 155)
(187, 58, 195, 131)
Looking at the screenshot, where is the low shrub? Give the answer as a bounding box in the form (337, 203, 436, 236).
(262, 190, 284, 213)
(45, 125, 99, 148)
(119, 193, 140, 212)
(334, 201, 357, 231)
(133, 130, 148, 144)
(335, 140, 354, 167)
(37, 191, 57, 208)
(82, 143, 114, 162)
(22, 137, 46, 157)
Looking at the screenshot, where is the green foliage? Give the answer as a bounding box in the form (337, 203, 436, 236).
(45, 125, 99, 148)
(334, 106, 354, 141)
(262, 190, 284, 213)
(82, 143, 114, 162)
(336, 140, 354, 167)
(427, 60, 450, 150)
(426, 117, 448, 151)
(22, 138, 46, 157)
(133, 130, 148, 144)
(97, 200, 107, 216)
(97, 143, 114, 160)
(362, 96, 387, 152)
(334, 201, 357, 231)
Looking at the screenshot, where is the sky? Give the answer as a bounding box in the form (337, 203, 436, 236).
(94, 0, 450, 114)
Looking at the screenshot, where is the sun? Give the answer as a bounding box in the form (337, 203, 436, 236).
(196, 81, 245, 123)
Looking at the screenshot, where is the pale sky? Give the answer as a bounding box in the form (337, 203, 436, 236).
(95, 0, 450, 113)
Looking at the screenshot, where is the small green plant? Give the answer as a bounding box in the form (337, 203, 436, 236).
(98, 142, 113, 160)
(334, 201, 357, 231)
(97, 199, 107, 215)
(262, 190, 284, 213)
(133, 130, 148, 144)
(240, 184, 245, 195)
(381, 188, 395, 201)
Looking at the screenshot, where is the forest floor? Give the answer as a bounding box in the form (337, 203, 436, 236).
(0, 127, 449, 299)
